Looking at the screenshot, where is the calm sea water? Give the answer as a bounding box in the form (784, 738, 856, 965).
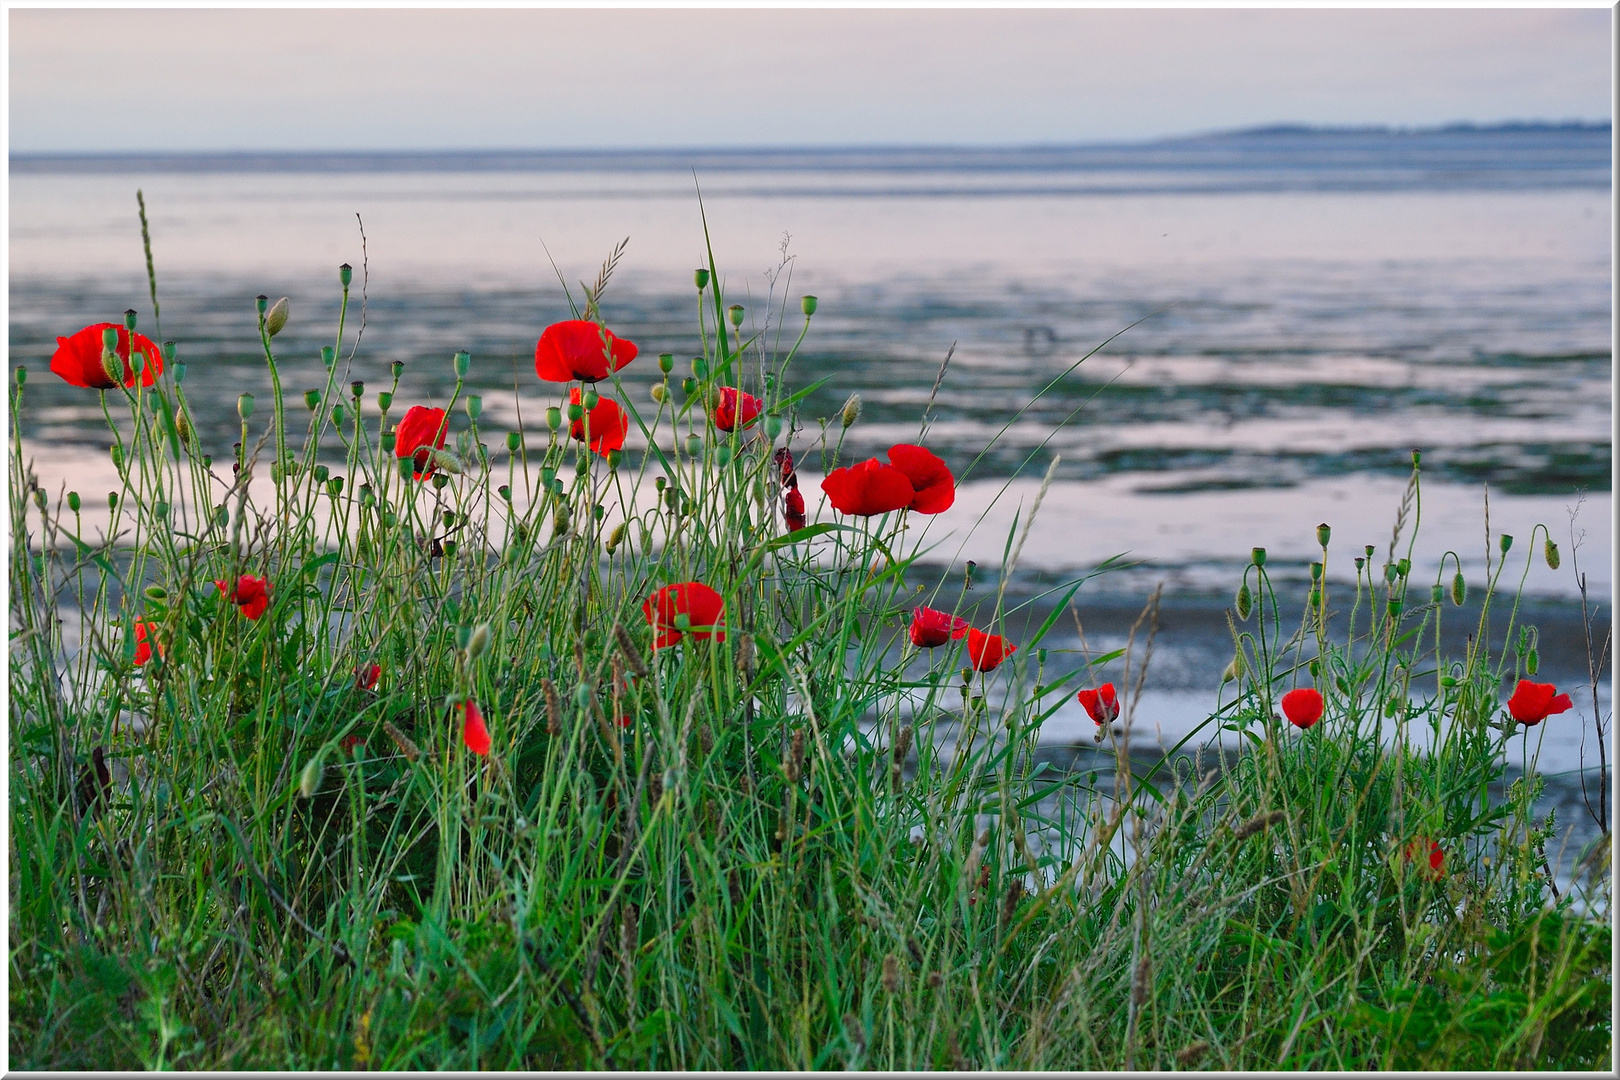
(8, 128, 1613, 825)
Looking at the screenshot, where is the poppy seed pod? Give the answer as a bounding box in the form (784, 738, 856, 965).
(432, 474, 450, 491)
(545, 406, 562, 432)
(1316, 523, 1331, 548)
(332, 403, 347, 426)
(328, 477, 344, 497)
(378, 391, 393, 413)
(658, 352, 675, 374)
(465, 395, 482, 422)
(339, 263, 353, 287)
(1251, 547, 1267, 567)
(728, 304, 744, 328)
(67, 491, 80, 513)
(314, 463, 329, 481)
(681, 376, 698, 397)
(1544, 539, 1560, 570)
(304, 389, 321, 411)
(840, 393, 862, 429)
(802, 295, 818, 317)
(1499, 533, 1513, 555)
(765, 414, 784, 440)
(1431, 583, 1445, 605)
(174, 362, 187, 384)
(694, 268, 710, 290)
(692, 357, 709, 380)
(254, 295, 268, 317)
(506, 431, 522, 452)
(686, 435, 703, 457)
(265, 296, 290, 337)
(567, 402, 585, 423)
(1396, 558, 1411, 578)
(237, 393, 255, 421)
(321, 345, 336, 369)
(582, 389, 600, 410)
(453, 351, 471, 378)
(1310, 561, 1323, 582)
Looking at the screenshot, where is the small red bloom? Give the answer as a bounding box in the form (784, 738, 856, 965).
(1403, 838, 1445, 880)
(133, 620, 162, 666)
(712, 387, 763, 433)
(642, 582, 726, 649)
(341, 733, 364, 752)
(774, 447, 798, 486)
(1077, 683, 1120, 725)
(462, 699, 491, 755)
(910, 606, 968, 648)
(568, 388, 629, 455)
(821, 458, 915, 517)
(394, 405, 449, 481)
(215, 574, 271, 620)
(50, 323, 164, 390)
(1282, 687, 1324, 729)
(886, 444, 955, 514)
(961, 627, 1015, 672)
(783, 487, 806, 533)
(534, 319, 637, 383)
(1506, 680, 1574, 726)
(356, 663, 381, 692)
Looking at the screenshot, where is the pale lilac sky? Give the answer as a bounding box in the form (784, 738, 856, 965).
(7, 7, 1613, 151)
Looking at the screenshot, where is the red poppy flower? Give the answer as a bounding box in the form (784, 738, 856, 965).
(821, 458, 915, 517)
(1402, 838, 1445, 880)
(1077, 683, 1120, 725)
(215, 574, 271, 620)
(642, 582, 726, 649)
(887, 444, 955, 514)
(134, 620, 162, 666)
(394, 406, 449, 481)
(783, 487, 806, 533)
(356, 663, 381, 692)
(534, 319, 637, 383)
(961, 627, 1015, 672)
(1281, 687, 1324, 729)
(50, 323, 163, 390)
(568, 388, 628, 455)
(341, 733, 364, 752)
(1506, 680, 1574, 725)
(910, 606, 968, 648)
(462, 699, 491, 755)
(712, 387, 763, 433)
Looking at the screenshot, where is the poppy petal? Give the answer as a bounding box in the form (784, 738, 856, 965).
(887, 444, 955, 514)
(821, 459, 915, 517)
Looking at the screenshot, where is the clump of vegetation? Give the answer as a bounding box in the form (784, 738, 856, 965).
(8, 209, 1610, 1069)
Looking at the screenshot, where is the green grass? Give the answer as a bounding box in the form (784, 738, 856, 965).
(7, 227, 1611, 1070)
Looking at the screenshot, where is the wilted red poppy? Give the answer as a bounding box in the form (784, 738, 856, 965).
(887, 444, 955, 514)
(783, 487, 806, 533)
(1506, 679, 1573, 725)
(215, 574, 271, 620)
(643, 582, 726, 649)
(133, 620, 162, 666)
(356, 663, 381, 692)
(712, 387, 763, 432)
(822, 458, 914, 517)
(961, 627, 1015, 672)
(1402, 838, 1445, 880)
(1281, 687, 1324, 729)
(462, 699, 491, 755)
(1077, 683, 1120, 725)
(910, 606, 968, 648)
(50, 323, 163, 390)
(395, 406, 449, 480)
(774, 447, 798, 486)
(568, 388, 629, 455)
(534, 319, 637, 383)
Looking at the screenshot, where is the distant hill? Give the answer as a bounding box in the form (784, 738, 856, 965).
(1181, 121, 1610, 140)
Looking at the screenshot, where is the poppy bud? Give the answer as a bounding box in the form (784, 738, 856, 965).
(1251, 547, 1266, 567)
(715, 444, 733, 467)
(467, 622, 492, 660)
(765, 414, 784, 440)
(67, 491, 80, 513)
(728, 305, 745, 328)
(553, 505, 570, 536)
(321, 346, 336, 369)
(650, 384, 668, 403)
(1526, 648, 1539, 676)
(1316, 523, 1331, 548)
(332, 403, 347, 427)
(460, 394, 481, 423)
(567, 403, 585, 423)
(13, 365, 26, 387)
(1309, 589, 1321, 609)
(607, 449, 623, 470)
(694, 268, 710, 290)
(691, 358, 708, 380)
(802, 295, 818, 317)
(305, 389, 321, 410)
(453, 351, 471, 378)
(1222, 655, 1243, 683)
(1499, 533, 1513, 555)
(30, 488, 45, 511)
(298, 753, 324, 798)
(265, 296, 290, 337)
(606, 521, 628, 554)
(109, 492, 120, 511)
(101, 347, 124, 386)
(236, 393, 255, 421)
(1235, 582, 1252, 621)
(840, 393, 862, 429)
(674, 613, 692, 631)
(686, 435, 703, 457)
(1544, 539, 1560, 570)
(682, 377, 698, 397)
(144, 583, 167, 601)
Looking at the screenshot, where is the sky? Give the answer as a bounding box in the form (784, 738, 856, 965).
(6, 7, 1614, 152)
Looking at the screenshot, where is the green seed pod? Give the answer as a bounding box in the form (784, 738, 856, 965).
(506, 431, 522, 452)
(212, 503, 227, 527)
(391, 360, 405, 381)
(328, 477, 344, 497)
(432, 473, 450, 491)
(63, 489, 83, 514)
(1364, 544, 1375, 559)
(658, 353, 675, 374)
(689, 358, 708, 381)
(1411, 448, 1422, 467)
(840, 393, 862, 429)
(674, 612, 692, 630)
(14, 366, 26, 386)
(553, 504, 571, 536)
(765, 414, 784, 440)
(650, 384, 668, 404)
(1544, 539, 1560, 570)
(357, 483, 372, 505)
(498, 484, 512, 501)
(801, 295, 818, 317)
(331, 403, 346, 426)
(574, 452, 589, 475)
(109, 492, 120, 511)
(339, 263, 353, 288)
(1354, 557, 1365, 573)
(607, 449, 623, 470)
(1396, 558, 1411, 578)
(540, 466, 558, 487)
(1235, 581, 1252, 621)
(1431, 583, 1444, 606)
(1316, 522, 1331, 548)
(1526, 648, 1539, 676)
(593, 503, 605, 521)
(1386, 597, 1402, 619)
(1384, 562, 1398, 584)
(174, 362, 186, 385)
(349, 380, 364, 400)
(265, 296, 290, 337)
(321, 345, 336, 369)
(544, 406, 563, 432)
(254, 295, 268, 317)
(566, 403, 584, 423)
(582, 390, 599, 410)
(453, 350, 471, 378)
(236, 393, 255, 421)
(1309, 589, 1322, 609)
(1499, 533, 1513, 555)
(377, 391, 393, 413)
(663, 486, 680, 512)
(685, 434, 703, 457)
(153, 502, 168, 521)
(1310, 561, 1323, 582)
(694, 267, 710, 290)
(714, 444, 733, 467)
(654, 475, 667, 491)
(123, 308, 138, 330)
(681, 376, 698, 397)
(728, 304, 745, 328)
(304, 388, 321, 411)
(380, 431, 395, 454)
(1251, 547, 1267, 568)
(441, 510, 456, 528)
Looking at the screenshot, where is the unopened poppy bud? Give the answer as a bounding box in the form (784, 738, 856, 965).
(453, 350, 471, 378)
(332, 403, 347, 426)
(694, 268, 710, 290)
(31, 488, 46, 511)
(1526, 648, 1539, 675)
(339, 263, 353, 288)
(543, 406, 563, 432)
(1309, 589, 1322, 609)
(237, 393, 255, 421)
(1235, 581, 1252, 620)
(110, 444, 124, 472)
(1499, 533, 1513, 555)
(801, 295, 818, 317)
(607, 449, 623, 470)
(298, 754, 324, 798)
(686, 434, 703, 457)
(304, 388, 321, 410)
(1316, 522, 1331, 548)
(144, 583, 168, 601)
(553, 505, 570, 535)
(265, 296, 290, 337)
(1251, 547, 1267, 567)
(1544, 539, 1560, 570)
(840, 393, 862, 428)
(765, 414, 784, 440)
(606, 521, 628, 554)
(102, 347, 124, 385)
(467, 622, 492, 659)
(67, 491, 80, 512)
(574, 452, 589, 475)
(13, 366, 25, 386)
(728, 304, 744, 328)
(583, 389, 600, 410)
(566, 402, 585, 423)
(674, 613, 692, 631)
(1222, 653, 1244, 683)
(714, 444, 733, 467)
(650, 384, 668, 404)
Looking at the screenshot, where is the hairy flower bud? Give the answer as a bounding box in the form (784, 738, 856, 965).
(467, 621, 492, 660)
(545, 406, 563, 432)
(650, 383, 668, 404)
(1544, 539, 1560, 570)
(1235, 581, 1252, 621)
(265, 296, 290, 337)
(840, 393, 862, 429)
(299, 754, 324, 798)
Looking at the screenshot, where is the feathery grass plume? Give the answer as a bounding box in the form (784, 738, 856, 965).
(1234, 809, 1287, 841)
(1176, 1041, 1211, 1068)
(881, 953, 901, 994)
(543, 677, 562, 736)
(785, 729, 805, 784)
(612, 623, 648, 678)
(891, 724, 913, 791)
(736, 632, 756, 685)
(999, 879, 1025, 930)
